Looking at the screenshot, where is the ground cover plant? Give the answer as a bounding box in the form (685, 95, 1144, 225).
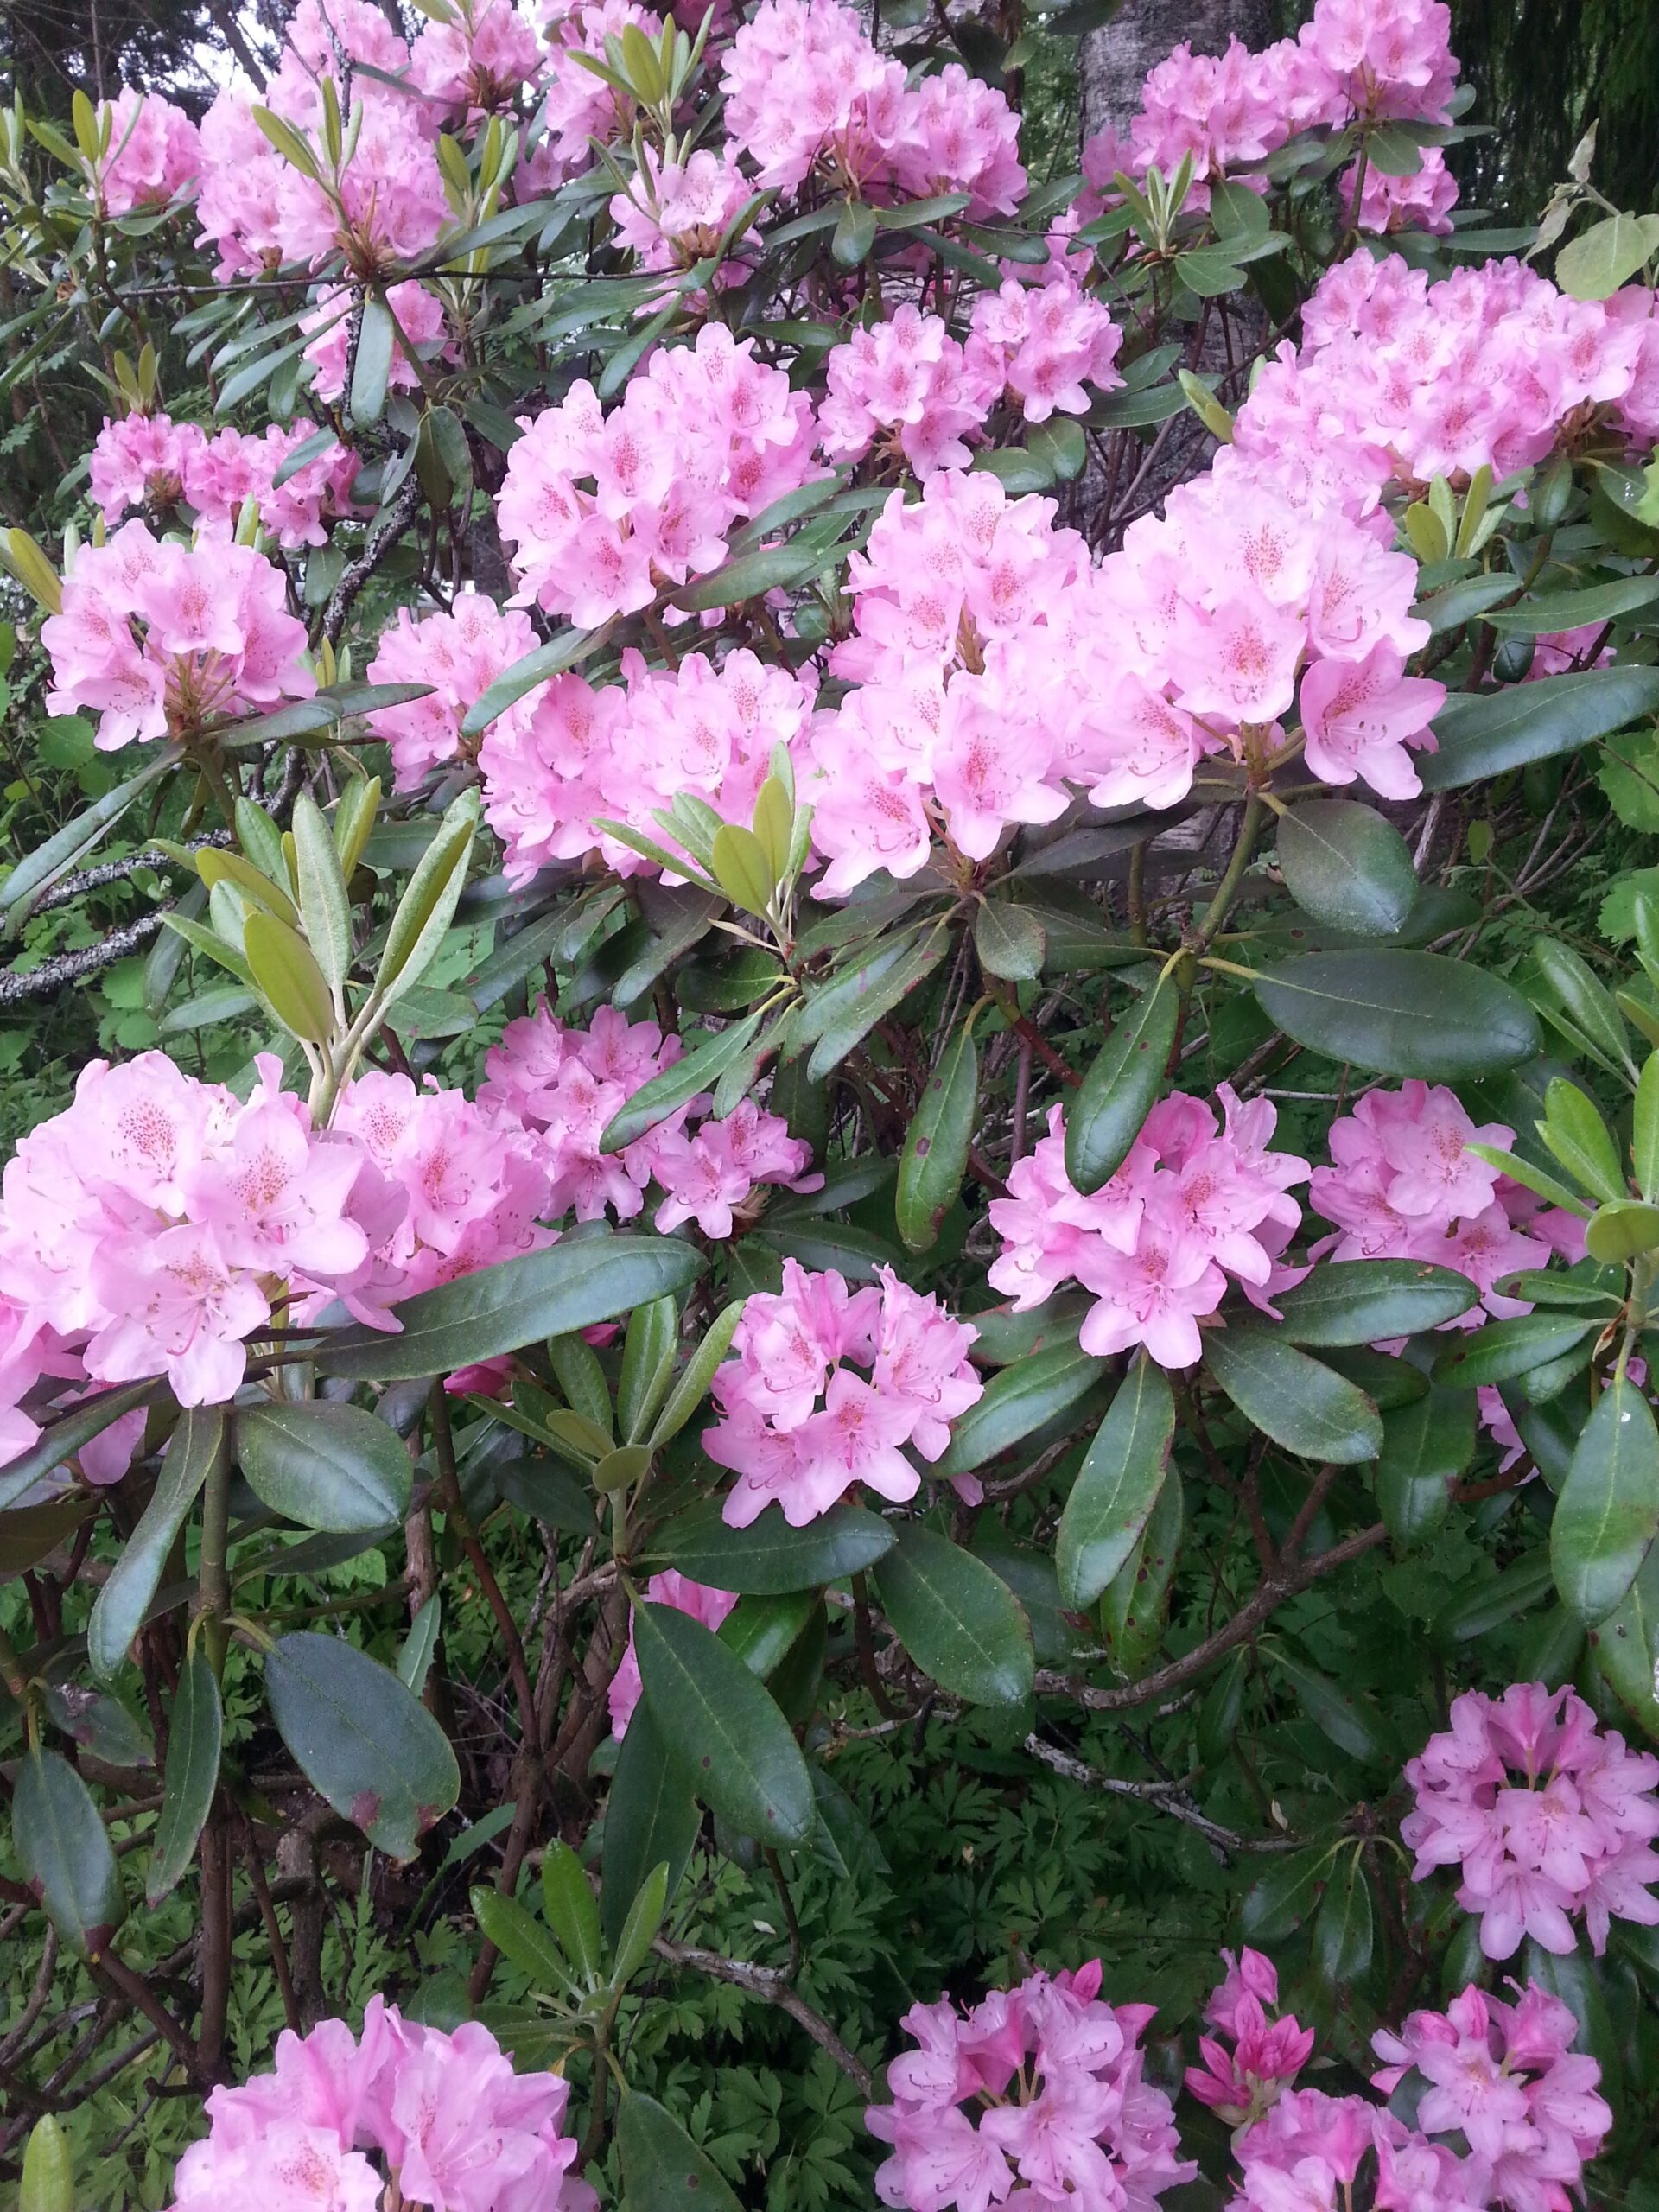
(4, 1, 1659, 2205)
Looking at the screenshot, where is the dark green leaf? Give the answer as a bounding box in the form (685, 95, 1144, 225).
(88, 1407, 223, 1679)
(1486, 572, 1659, 636)
(1254, 951, 1541, 1078)
(1274, 1261, 1478, 1345)
(1056, 1356, 1173, 1607)
(933, 1339, 1106, 1477)
(1433, 1550, 1555, 1645)
(1101, 1465, 1183, 1675)
(1065, 969, 1179, 1193)
(896, 1017, 978, 1255)
(264, 1631, 460, 1859)
(601, 1016, 764, 1152)
(1432, 1313, 1596, 1389)
(1421, 668, 1659, 790)
(652, 1498, 894, 1594)
(1240, 1845, 1331, 1941)
(1553, 1374, 1659, 1624)
(0, 1380, 162, 1513)
(1277, 801, 1418, 938)
(617, 2094, 742, 2212)
(1203, 1327, 1383, 1464)
(873, 1523, 1033, 1707)
(1589, 1544, 1659, 1736)
(147, 1649, 221, 1906)
(542, 1841, 603, 1985)
(1276, 1649, 1399, 1764)
(473, 1890, 577, 1996)
(1377, 1387, 1475, 1550)
(350, 294, 395, 426)
(1313, 1857, 1374, 1984)
(975, 900, 1046, 982)
(13, 1749, 123, 1956)
(633, 1601, 815, 1842)
(460, 627, 603, 737)
(238, 1400, 411, 1533)
(601, 1703, 701, 1951)
(317, 1233, 703, 1379)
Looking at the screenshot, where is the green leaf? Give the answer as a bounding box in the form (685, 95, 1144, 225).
(1552, 1374, 1659, 1624)
(350, 293, 396, 426)
(1100, 1465, 1182, 1675)
(1522, 1939, 1626, 2109)
(147, 1649, 222, 1907)
(1313, 1856, 1374, 1985)
(1532, 938, 1633, 1076)
(13, 1749, 123, 1956)
(617, 2093, 743, 2212)
(20, 2118, 76, 2212)
(1637, 1053, 1659, 1201)
(652, 1498, 894, 1594)
(1202, 1327, 1382, 1464)
(1540, 1077, 1627, 1202)
(244, 908, 333, 1043)
(633, 1600, 815, 1842)
(975, 900, 1046, 982)
(620, 1296, 678, 1444)
(1485, 572, 1659, 636)
(1586, 1200, 1659, 1262)
(720, 1590, 817, 1678)
(548, 1329, 614, 1440)
(541, 1841, 603, 1985)
(1432, 1313, 1597, 1388)
(1065, 969, 1179, 1194)
(460, 628, 601, 737)
(710, 823, 774, 915)
(832, 197, 878, 264)
(318, 1232, 703, 1380)
(1274, 1260, 1478, 1345)
(0, 1380, 160, 1513)
(1377, 1387, 1474, 1550)
(373, 789, 479, 1010)
(896, 1015, 978, 1255)
(290, 791, 353, 993)
(933, 1338, 1106, 1478)
(648, 1298, 748, 1448)
(3, 749, 179, 935)
(264, 1632, 461, 1859)
(670, 540, 837, 613)
(398, 1593, 442, 1695)
(601, 1014, 764, 1152)
(1276, 1649, 1399, 1764)
(1025, 417, 1088, 482)
(473, 1890, 578, 1996)
(872, 1523, 1033, 1706)
(1589, 1543, 1659, 1737)
(1254, 951, 1540, 1079)
(1056, 1356, 1174, 1608)
(238, 1400, 411, 1532)
(1421, 667, 1659, 790)
(1556, 210, 1659, 300)
(1276, 801, 1418, 938)
(1432, 1550, 1556, 1645)
(801, 928, 950, 1084)
(88, 1406, 225, 1679)
(611, 1859, 671, 1988)
(1240, 1845, 1331, 1940)
(601, 1704, 700, 1951)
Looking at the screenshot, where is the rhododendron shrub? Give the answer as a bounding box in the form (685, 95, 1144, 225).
(8, 0, 1659, 2202)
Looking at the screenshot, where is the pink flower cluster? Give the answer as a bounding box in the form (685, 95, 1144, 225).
(1345, 144, 1460, 235)
(42, 519, 314, 751)
(1185, 1948, 1314, 2129)
(1084, 0, 1458, 233)
(526, 0, 656, 188)
(1235, 253, 1659, 511)
(610, 147, 760, 284)
(169, 1998, 594, 2212)
(496, 325, 821, 628)
(90, 411, 358, 551)
(479, 1003, 815, 1238)
(1091, 451, 1444, 801)
(409, 0, 543, 115)
(196, 0, 448, 276)
(366, 592, 539, 787)
(1402, 1682, 1659, 1961)
(704, 1261, 982, 1528)
(478, 646, 813, 883)
(94, 90, 201, 217)
(720, 0, 1025, 218)
(1371, 1983, 1613, 2212)
(867, 1960, 1194, 2212)
(988, 1090, 1306, 1370)
(305, 279, 451, 405)
(968, 270, 1124, 425)
(1309, 1083, 1582, 1323)
(608, 1570, 738, 1740)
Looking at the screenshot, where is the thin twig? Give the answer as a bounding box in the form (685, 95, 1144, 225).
(652, 1939, 874, 2095)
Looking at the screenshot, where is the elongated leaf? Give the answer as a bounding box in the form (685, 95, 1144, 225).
(1432, 1312, 1596, 1389)
(617, 2094, 742, 2212)
(601, 1014, 763, 1153)
(1487, 572, 1659, 636)
(1313, 1857, 1374, 1985)
(1203, 1327, 1383, 1463)
(147, 1649, 221, 1905)
(933, 1339, 1106, 1478)
(804, 929, 949, 1084)
(1065, 969, 1179, 1194)
(318, 1232, 703, 1379)
(3, 749, 179, 933)
(1533, 938, 1633, 1076)
(1274, 1261, 1478, 1346)
(1433, 1549, 1556, 1646)
(473, 1890, 577, 1995)
(648, 1298, 747, 1448)
(0, 1380, 160, 1514)
(542, 1841, 603, 1985)
(1589, 1543, 1659, 1737)
(1254, 951, 1540, 1079)
(238, 1400, 411, 1532)
(290, 791, 353, 992)
(20, 2116, 75, 2212)
(1421, 667, 1659, 790)
(398, 1593, 442, 1695)
(620, 1296, 678, 1444)
(1377, 1387, 1475, 1550)
(88, 1407, 224, 1679)
(14, 1749, 123, 1955)
(1557, 209, 1659, 300)
(1276, 1649, 1399, 1764)
(350, 293, 395, 426)
(896, 1016, 978, 1255)
(601, 1703, 701, 1950)
(459, 628, 599, 736)
(1056, 1356, 1173, 1607)
(634, 1601, 815, 1841)
(1241, 1844, 1331, 1940)
(652, 1498, 894, 1593)
(1553, 1374, 1659, 1624)
(264, 1631, 460, 1859)
(1277, 801, 1418, 938)
(1101, 1465, 1183, 1675)
(872, 1524, 1033, 1707)
(976, 900, 1046, 982)
(245, 909, 332, 1043)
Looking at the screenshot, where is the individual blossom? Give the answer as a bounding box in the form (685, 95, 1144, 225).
(1401, 1682, 1659, 1960)
(608, 1571, 739, 1739)
(609, 146, 760, 287)
(365, 594, 541, 788)
(704, 1262, 982, 1528)
(93, 89, 201, 216)
(41, 520, 315, 752)
(867, 1961, 1195, 2212)
(1186, 1948, 1315, 2129)
(989, 1090, 1308, 1370)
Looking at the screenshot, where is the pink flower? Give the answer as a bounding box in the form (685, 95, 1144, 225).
(1299, 644, 1444, 799)
(95, 89, 201, 216)
(366, 594, 540, 789)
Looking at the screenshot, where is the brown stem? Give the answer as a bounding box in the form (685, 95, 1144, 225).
(92, 1948, 201, 2082)
(241, 1818, 301, 2034)
(652, 1939, 874, 2095)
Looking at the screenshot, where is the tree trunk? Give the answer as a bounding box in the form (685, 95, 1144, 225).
(1080, 0, 1273, 149)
